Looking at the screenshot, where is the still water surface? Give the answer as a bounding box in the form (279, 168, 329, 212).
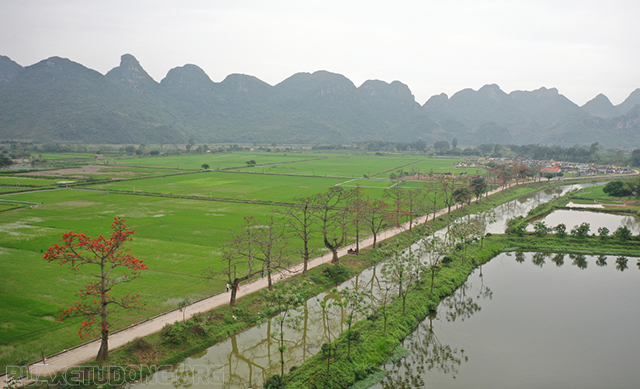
(531, 209, 640, 234)
(372, 252, 640, 389)
(486, 183, 603, 234)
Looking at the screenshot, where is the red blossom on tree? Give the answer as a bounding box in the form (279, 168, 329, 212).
(44, 217, 147, 361)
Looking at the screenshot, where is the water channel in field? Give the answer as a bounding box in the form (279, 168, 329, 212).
(131, 181, 640, 389)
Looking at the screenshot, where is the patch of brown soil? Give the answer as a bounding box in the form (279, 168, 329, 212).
(133, 348, 159, 364)
(41, 200, 101, 208)
(21, 165, 131, 177)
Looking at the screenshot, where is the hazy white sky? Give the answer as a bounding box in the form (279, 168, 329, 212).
(1, 0, 639, 105)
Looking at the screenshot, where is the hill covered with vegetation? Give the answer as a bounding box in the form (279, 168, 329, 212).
(1, 54, 639, 147)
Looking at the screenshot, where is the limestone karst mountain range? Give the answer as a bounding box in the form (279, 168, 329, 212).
(0, 53, 639, 147)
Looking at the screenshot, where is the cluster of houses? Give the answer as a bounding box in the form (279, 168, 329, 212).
(551, 162, 635, 176)
(459, 157, 636, 177)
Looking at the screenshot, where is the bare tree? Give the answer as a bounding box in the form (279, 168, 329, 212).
(208, 215, 289, 306)
(280, 196, 318, 275)
(382, 245, 423, 315)
(404, 188, 427, 231)
(421, 235, 451, 297)
(313, 187, 351, 264)
(253, 215, 290, 291)
(362, 198, 390, 248)
(384, 184, 407, 226)
(469, 211, 496, 249)
(269, 282, 305, 379)
(448, 221, 474, 262)
(438, 175, 460, 214)
(337, 287, 370, 360)
(346, 186, 366, 253)
(378, 280, 396, 336)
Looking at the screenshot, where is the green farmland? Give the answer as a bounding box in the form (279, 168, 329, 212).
(0, 177, 61, 187)
(84, 172, 441, 202)
(0, 152, 475, 369)
(240, 154, 466, 177)
(85, 172, 349, 202)
(112, 152, 339, 170)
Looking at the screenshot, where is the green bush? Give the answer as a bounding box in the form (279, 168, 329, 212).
(614, 225, 632, 241)
(160, 321, 190, 345)
(264, 374, 284, 389)
(322, 265, 352, 283)
(505, 216, 526, 236)
(603, 180, 633, 196)
(534, 221, 549, 237)
(598, 226, 610, 239)
(555, 223, 567, 238)
(570, 222, 590, 238)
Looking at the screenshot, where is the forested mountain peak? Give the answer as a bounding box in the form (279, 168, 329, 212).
(0, 55, 23, 90)
(219, 73, 272, 95)
(358, 79, 420, 112)
(106, 54, 157, 93)
(0, 53, 639, 147)
(274, 70, 357, 98)
(478, 83, 509, 101)
(423, 92, 449, 107)
(24, 56, 104, 82)
(509, 86, 581, 114)
(160, 64, 216, 93)
(617, 88, 640, 115)
(359, 79, 412, 98)
(582, 93, 620, 119)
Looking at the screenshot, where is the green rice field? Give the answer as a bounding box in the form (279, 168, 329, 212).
(0, 177, 61, 187)
(240, 154, 466, 177)
(0, 151, 480, 369)
(112, 152, 338, 170)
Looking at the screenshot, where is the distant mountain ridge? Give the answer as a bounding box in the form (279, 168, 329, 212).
(0, 53, 639, 147)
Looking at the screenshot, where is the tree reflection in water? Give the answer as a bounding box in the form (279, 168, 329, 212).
(379, 313, 466, 389)
(510, 253, 638, 273)
(532, 252, 549, 268)
(570, 253, 588, 270)
(551, 253, 565, 267)
(443, 282, 481, 322)
(616, 256, 628, 272)
(379, 280, 493, 388)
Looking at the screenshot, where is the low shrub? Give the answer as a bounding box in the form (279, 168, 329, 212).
(160, 321, 190, 345)
(127, 337, 154, 352)
(322, 265, 352, 283)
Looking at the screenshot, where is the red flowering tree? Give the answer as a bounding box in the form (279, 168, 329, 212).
(44, 217, 147, 361)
